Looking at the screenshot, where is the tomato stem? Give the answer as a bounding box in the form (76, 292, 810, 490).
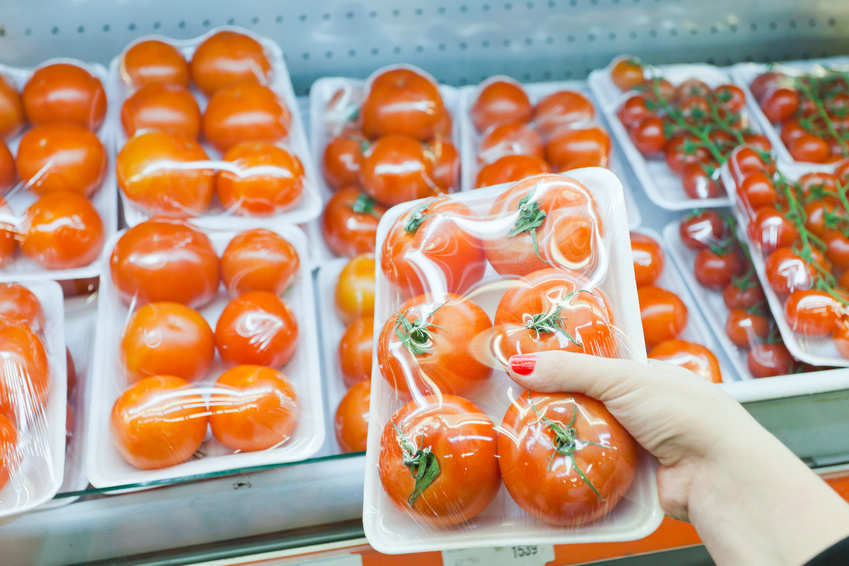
(352, 193, 379, 218)
(508, 192, 549, 264)
(393, 302, 447, 356)
(792, 76, 849, 158)
(393, 421, 441, 508)
(525, 293, 583, 348)
(404, 198, 438, 235)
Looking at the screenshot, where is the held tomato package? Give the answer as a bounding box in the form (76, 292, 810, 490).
(362, 170, 663, 553)
(108, 26, 321, 230)
(86, 220, 324, 488)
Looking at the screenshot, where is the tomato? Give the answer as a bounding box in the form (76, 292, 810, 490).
(322, 187, 385, 258)
(747, 342, 793, 378)
(713, 84, 746, 114)
(427, 137, 460, 191)
(748, 208, 799, 254)
(837, 159, 849, 184)
(202, 81, 291, 152)
(780, 119, 806, 148)
(16, 123, 106, 197)
(121, 83, 201, 139)
(493, 267, 616, 361)
(0, 75, 24, 140)
(334, 380, 370, 453)
(725, 309, 770, 348)
(723, 279, 766, 311)
(649, 339, 722, 383)
(110, 376, 208, 469)
(0, 283, 44, 333)
(110, 218, 220, 308)
(0, 322, 50, 420)
(220, 228, 299, 297)
(694, 247, 745, 289)
(679, 95, 711, 124)
(639, 77, 676, 104)
(616, 94, 652, 129)
(478, 122, 544, 164)
(361, 68, 445, 141)
(631, 116, 666, 155)
(339, 317, 374, 388)
(532, 90, 595, 139)
(208, 365, 298, 452)
(664, 134, 709, 174)
(475, 154, 551, 188)
(765, 247, 819, 296)
(682, 162, 721, 199)
(499, 390, 637, 525)
(544, 126, 611, 172)
(359, 135, 437, 207)
(121, 302, 214, 383)
(323, 134, 365, 190)
(22, 63, 107, 131)
(336, 254, 376, 324)
(637, 286, 688, 348)
(737, 172, 779, 212)
(679, 210, 726, 250)
(470, 79, 532, 132)
(784, 290, 841, 336)
(630, 232, 664, 287)
(804, 198, 841, 238)
(484, 175, 601, 277)
(750, 72, 784, 100)
(789, 133, 829, 163)
(0, 414, 17, 491)
(0, 141, 13, 192)
(823, 230, 849, 272)
(120, 39, 189, 89)
(215, 291, 298, 368)
(381, 197, 485, 296)
(20, 193, 103, 269)
(190, 30, 271, 96)
(610, 57, 644, 91)
(0, 204, 15, 269)
(216, 141, 303, 216)
(379, 394, 500, 525)
(117, 131, 214, 217)
(675, 79, 711, 102)
(759, 86, 799, 123)
(743, 133, 773, 153)
(729, 146, 775, 184)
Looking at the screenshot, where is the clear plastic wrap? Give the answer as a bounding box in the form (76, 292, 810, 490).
(363, 170, 662, 553)
(109, 26, 321, 229)
(87, 220, 324, 488)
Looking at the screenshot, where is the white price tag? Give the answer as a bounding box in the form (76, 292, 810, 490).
(442, 545, 555, 566)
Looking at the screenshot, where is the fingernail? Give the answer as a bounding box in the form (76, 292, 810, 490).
(509, 354, 537, 376)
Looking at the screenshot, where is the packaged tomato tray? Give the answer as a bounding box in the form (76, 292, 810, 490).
(108, 26, 321, 230)
(362, 170, 663, 552)
(0, 59, 118, 281)
(0, 280, 68, 517)
(458, 77, 641, 227)
(730, 57, 849, 165)
(589, 58, 768, 211)
(87, 220, 324, 489)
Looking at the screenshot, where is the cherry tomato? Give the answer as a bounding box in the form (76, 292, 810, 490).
(110, 376, 208, 469)
(630, 232, 664, 287)
(499, 390, 638, 526)
(478, 122, 544, 164)
(532, 90, 595, 139)
(359, 135, 437, 207)
(190, 30, 271, 96)
(679, 210, 726, 250)
(545, 126, 611, 172)
(780, 119, 806, 148)
(208, 365, 298, 452)
(475, 154, 551, 188)
(798, 171, 838, 200)
(220, 228, 299, 297)
(765, 247, 818, 296)
(723, 279, 766, 311)
(121, 302, 214, 383)
(694, 247, 745, 290)
(747, 342, 793, 378)
(361, 68, 445, 141)
(22, 63, 107, 131)
(0, 141, 13, 192)
(664, 133, 709, 174)
(110, 218, 220, 308)
(0, 74, 24, 140)
(215, 291, 298, 368)
(0, 283, 44, 333)
(823, 230, 849, 272)
(639, 77, 675, 104)
(202, 81, 291, 153)
(339, 317, 374, 388)
(120, 40, 189, 89)
(682, 162, 722, 199)
(804, 198, 841, 238)
(336, 254, 376, 324)
(16, 123, 106, 197)
(0, 414, 17, 491)
(323, 134, 365, 190)
(750, 72, 784, 100)
(0, 321, 51, 420)
(322, 187, 386, 258)
(759, 86, 799, 123)
(20, 193, 103, 269)
(649, 339, 722, 383)
(631, 115, 666, 155)
(334, 380, 370, 453)
(748, 208, 799, 254)
(379, 394, 500, 526)
(121, 83, 201, 139)
(834, 321, 849, 360)
(783, 290, 841, 337)
(427, 137, 460, 191)
(729, 146, 775, 185)
(638, 286, 688, 348)
(216, 141, 303, 216)
(616, 94, 652, 129)
(679, 95, 711, 124)
(610, 57, 644, 91)
(789, 133, 830, 163)
(743, 133, 773, 153)
(737, 172, 779, 212)
(470, 79, 532, 132)
(725, 309, 770, 348)
(675, 79, 710, 102)
(712, 84, 746, 114)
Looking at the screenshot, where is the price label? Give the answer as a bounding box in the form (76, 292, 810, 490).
(442, 545, 555, 566)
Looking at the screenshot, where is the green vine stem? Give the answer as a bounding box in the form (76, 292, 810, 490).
(393, 302, 447, 356)
(393, 422, 440, 508)
(792, 76, 849, 158)
(524, 292, 583, 348)
(508, 193, 548, 263)
(404, 198, 438, 235)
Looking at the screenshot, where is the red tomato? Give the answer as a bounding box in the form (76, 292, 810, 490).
(202, 81, 291, 152)
(764, 247, 818, 296)
(837, 159, 849, 184)
(0, 141, 14, 192)
(649, 339, 722, 383)
(729, 146, 775, 185)
(789, 133, 829, 163)
(798, 171, 838, 200)
(427, 137, 460, 191)
(16, 123, 106, 197)
(750, 72, 784, 100)
(664, 134, 709, 174)
(322, 187, 386, 258)
(748, 208, 799, 254)
(616, 94, 652, 129)
(743, 133, 773, 153)
(484, 175, 602, 277)
(361, 68, 445, 140)
(638, 286, 688, 348)
(532, 90, 595, 139)
(723, 279, 766, 311)
(0, 75, 24, 140)
(215, 292, 298, 368)
(378, 293, 492, 397)
(679, 95, 711, 124)
(120, 40, 189, 89)
(110, 376, 208, 469)
(804, 198, 841, 238)
(478, 122, 544, 164)
(835, 321, 849, 360)
(747, 342, 793, 378)
(639, 77, 675, 104)
(631, 116, 666, 155)
(381, 197, 485, 296)
(0, 321, 50, 420)
(630, 232, 664, 287)
(675, 79, 711, 102)
(121, 84, 201, 139)
(335, 254, 376, 324)
(780, 119, 806, 148)
(110, 218, 220, 308)
(323, 135, 364, 190)
(0, 414, 17, 491)
(379, 394, 500, 525)
(22, 63, 107, 131)
(725, 309, 770, 348)
(470, 79, 532, 132)
(121, 302, 215, 383)
(544, 126, 611, 172)
(190, 31, 271, 96)
(737, 172, 779, 212)
(216, 141, 303, 215)
(682, 162, 721, 199)
(20, 193, 103, 269)
(823, 230, 849, 272)
(0, 283, 44, 333)
(209, 365, 298, 451)
(679, 210, 726, 250)
(712, 84, 746, 113)
(694, 247, 745, 290)
(499, 390, 638, 526)
(610, 57, 644, 91)
(475, 154, 551, 188)
(493, 267, 617, 361)
(220, 228, 299, 297)
(783, 290, 841, 336)
(759, 86, 799, 123)
(359, 135, 437, 207)
(116, 131, 214, 217)
(339, 317, 374, 388)
(334, 380, 370, 453)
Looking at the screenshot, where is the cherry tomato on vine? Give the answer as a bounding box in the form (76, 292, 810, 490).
(630, 115, 666, 155)
(532, 90, 595, 139)
(638, 286, 688, 348)
(638, 77, 675, 104)
(359, 135, 437, 207)
(748, 208, 799, 254)
(335, 254, 376, 324)
(322, 187, 386, 258)
(478, 122, 544, 164)
(750, 72, 783, 100)
(737, 172, 780, 212)
(610, 57, 645, 92)
(780, 119, 806, 148)
(215, 291, 298, 368)
(803, 198, 841, 238)
(334, 380, 370, 453)
(339, 317, 374, 388)
(470, 79, 532, 132)
(20, 193, 104, 270)
(22, 63, 107, 130)
(216, 141, 304, 216)
(121, 83, 201, 139)
(694, 247, 745, 290)
(190, 30, 271, 96)
(679, 210, 726, 250)
(220, 228, 299, 297)
(712, 84, 746, 114)
(725, 309, 770, 348)
(789, 133, 830, 163)
(544, 126, 611, 172)
(675, 79, 711, 102)
(723, 279, 767, 311)
(648, 339, 723, 383)
(361, 68, 445, 141)
(475, 154, 550, 188)
(759, 85, 799, 123)
(120, 39, 189, 89)
(784, 290, 841, 337)
(664, 133, 710, 175)
(729, 146, 776, 185)
(202, 81, 291, 153)
(630, 232, 664, 287)
(0, 283, 44, 333)
(323, 134, 365, 190)
(682, 162, 721, 199)
(0, 75, 24, 140)
(616, 94, 652, 129)
(797, 171, 838, 200)
(823, 230, 849, 272)
(764, 247, 820, 296)
(747, 342, 794, 378)
(743, 133, 772, 153)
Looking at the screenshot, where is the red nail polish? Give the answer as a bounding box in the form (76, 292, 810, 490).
(510, 354, 537, 376)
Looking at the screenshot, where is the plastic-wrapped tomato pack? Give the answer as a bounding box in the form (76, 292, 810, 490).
(87, 220, 324, 488)
(0, 281, 67, 517)
(362, 170, 662, 552)
(0, 60, 117, 280)
(109, 26, 320, 229)
(730, 58, 849, 165)
(589, 58, 769, 210)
